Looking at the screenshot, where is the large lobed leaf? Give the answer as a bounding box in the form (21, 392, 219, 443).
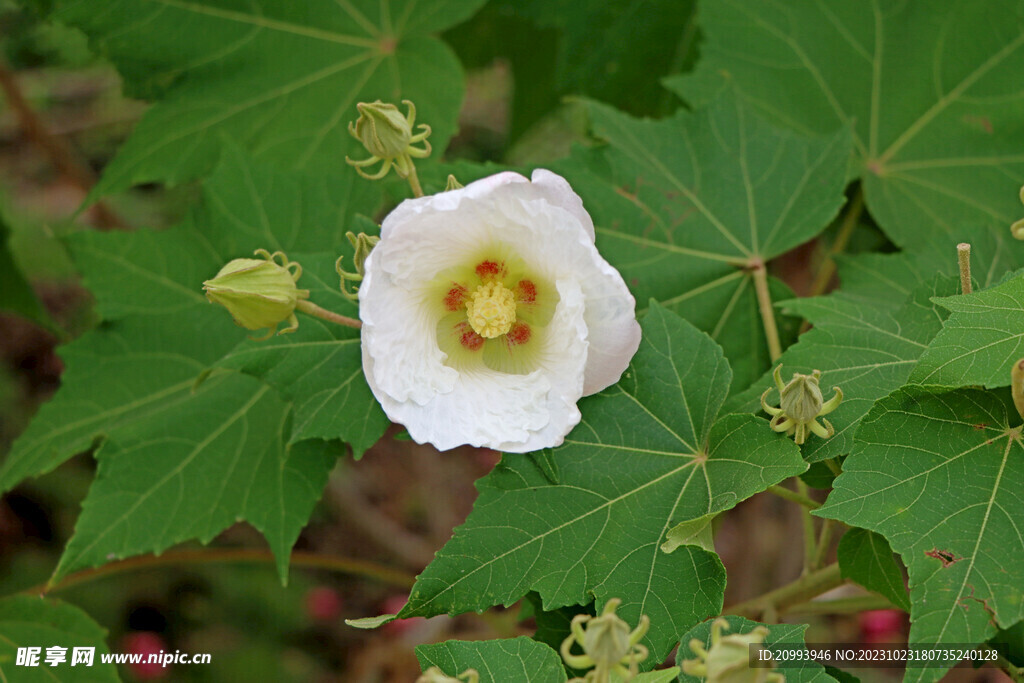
(817, 386, 1024, 683)
(45, 0, 485, 198)
(396, 305, 807, 661)
(0, 148, 384, 582)
(557, 89, 852, 391)
(911, 271, 1024, 389)
(725, 276, 959, 462)
(673, 0, 1024, 248)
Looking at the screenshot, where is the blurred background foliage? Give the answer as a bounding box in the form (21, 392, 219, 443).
(0, 1, 1010, 681)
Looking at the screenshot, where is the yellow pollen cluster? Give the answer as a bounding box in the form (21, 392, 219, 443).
(466, 282, 516, 338)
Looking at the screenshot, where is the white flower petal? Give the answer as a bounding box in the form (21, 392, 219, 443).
(360, 169, 638, 452)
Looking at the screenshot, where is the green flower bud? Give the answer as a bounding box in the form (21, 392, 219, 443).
(682, 619, 785, 683)
(561, 598, 649, 681)
(203, 249, 309, 338)
(416, 667, 479, 683)
(583, 605, 632, 667)
(345, 100, 432, 181)
(761, 365, 842, 445)
(350, 100, 415, 161)
(347, 231, 379, 278)
(779, 372, 824, 424)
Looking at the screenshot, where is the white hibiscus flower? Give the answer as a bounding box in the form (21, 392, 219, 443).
(359, 170, 641, 453)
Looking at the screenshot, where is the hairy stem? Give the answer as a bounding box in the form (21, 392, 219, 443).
(727, 563, 844, 619)
(998, 654, 1024, 683)
(750, 260, 782, 361)
(0, 59, 128, 230)
(957, 242, 972, 294)
(296, 299, 362, 329)
(766, 484, 820, 510)
(32, 548, 414, 596)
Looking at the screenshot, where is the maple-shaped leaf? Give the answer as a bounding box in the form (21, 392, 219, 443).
(817, 386, 1024, 683)
(556, 89, 852, 390)
(390, 305, 806, 661)
(673, 0, 1024, 247)
(0, 148, 383, 582)
(42, 0, 485, 198)
(725, 276, 959, 462)
(911, 271, 1024, 389)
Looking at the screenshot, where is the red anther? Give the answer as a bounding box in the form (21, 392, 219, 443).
(443, 284, 467, 311)
(516, 279, 537, 304)
(457, 323, 485, 351)
(475, 260, 504, 280)
(507, 322, 531, 346)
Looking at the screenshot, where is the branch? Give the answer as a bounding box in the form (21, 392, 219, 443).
(29, 548, 415, 596)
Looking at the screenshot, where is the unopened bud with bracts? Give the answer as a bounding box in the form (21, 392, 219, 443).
(561, 598, 649, 682)
(336, 231, 380, 303)
(682, 618, 785, 683)
(761, 365, 842, 445)
(345, 99, 431, 181)
(203, 249, 309, 339)
(416, 667, 479, 683)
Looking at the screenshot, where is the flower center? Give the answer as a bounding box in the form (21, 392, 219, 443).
(466, 282, 516, 338)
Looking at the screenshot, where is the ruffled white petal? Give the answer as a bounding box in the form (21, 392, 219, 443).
(360, 169, 639, 452)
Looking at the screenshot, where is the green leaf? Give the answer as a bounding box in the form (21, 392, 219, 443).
(0, 595, 120, 682)
(558, 89, 851, 390)
(53, 372, 339, 582)
(837, 528, 911, 612)
(660, 514, 715, 554)
(626, 670, 681, 683)
(513, 0, 698, 116)
(216, 253, 386, 457)
(673, 0, 1024, 247)
(47, 0, 485, 197)
(0, 214, 51, 328)
(677, 616, 837, 683)
(724, 276, 959, 463)
(400, 305, 807, 660)
(911, 272, 1024, 388)
(834, 226, 1024, 309)
(817, 386, 1024, 683)
(415, 637, 567, 683)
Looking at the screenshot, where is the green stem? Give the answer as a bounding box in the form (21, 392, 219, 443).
(32, 548, 414, 596)
(406, 163, 424, 198)
(296, 299, 362, 329)
(785, 594, 898, 616)
(806, 186, 864, 300)
(766, 484, 820, 510)
(813, 518, 835, 569)
(824, 458, 843, 477)
(751, 259, 782, 362)
(797, 479, 816, 574)
(998, 654, 1024, 683)
(726, 563, 844, 619)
